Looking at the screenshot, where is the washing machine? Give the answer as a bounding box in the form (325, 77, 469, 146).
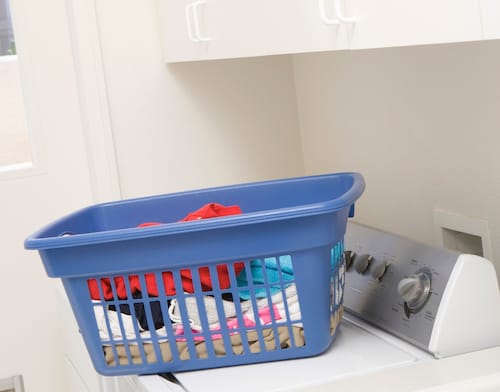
(107, 221, 500, 392)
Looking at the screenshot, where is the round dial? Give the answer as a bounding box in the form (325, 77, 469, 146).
(397, 269, 432, 313)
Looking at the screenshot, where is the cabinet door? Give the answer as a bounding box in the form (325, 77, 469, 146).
(205, 0, 348, 60)
(344, 0, 482, 50)
(158, 0, 484, 63)
(480, 0, 500, 39)
(158, 0, 349, 63)
(157, 0, 210, 62)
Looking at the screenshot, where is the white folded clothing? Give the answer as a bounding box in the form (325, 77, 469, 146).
(93, 283, 304, 344)
(168, 294, 252, 327)
(170, 283, 303, 332)
(245, 283, 302, 326)
(93, 303, 168, 344)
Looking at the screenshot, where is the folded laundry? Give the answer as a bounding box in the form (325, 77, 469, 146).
(104, 325, 305, 366)
(237, 248, 341, 300)
(170, 283, 302, 338)
(94, 303, 169, 343)
(103, 307, 343, 366)
(236, 256, 295, 300)
(245, 283, 302, 325)
(168, 294, 253, 328)
(172, 304, 283, 342)
(94, 283, 302, 344)
(108, 293, 166, 331)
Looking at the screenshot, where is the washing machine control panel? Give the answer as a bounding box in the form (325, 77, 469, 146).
(343, 221, 500, 357)
(343, 222, 458, 352)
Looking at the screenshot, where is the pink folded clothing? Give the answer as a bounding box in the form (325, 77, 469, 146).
(170, 284, 302, 342)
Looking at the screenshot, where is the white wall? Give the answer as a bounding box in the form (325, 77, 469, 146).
(0, 57, 31, 166)
(0, 0, 97, 389)
(0, 2, 304, 391)
(8, 3, 500, 391)
(292, 40, 500, 279)
(95, 0, 304, 199)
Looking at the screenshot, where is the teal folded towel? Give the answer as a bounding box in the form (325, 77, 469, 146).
(236, 255, 294, 300)
(236, 248, 341, 300)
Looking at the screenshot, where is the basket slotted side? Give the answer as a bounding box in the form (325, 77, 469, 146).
(54, 211, 348, 375)
(63, 243, 343, 375)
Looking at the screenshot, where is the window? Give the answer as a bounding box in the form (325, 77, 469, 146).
(0, 0, 15, 56)
(0, 0, 32, 170)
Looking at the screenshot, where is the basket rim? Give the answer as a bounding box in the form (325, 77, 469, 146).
(24, 172, 364, 250)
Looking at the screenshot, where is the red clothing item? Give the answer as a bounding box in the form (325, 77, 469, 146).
(88, 203, 244, 300)
(180, 202, 242, 221)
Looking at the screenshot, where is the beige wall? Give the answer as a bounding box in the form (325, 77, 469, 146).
(292, 40, 500, 278)
(95, 0, 304, 199)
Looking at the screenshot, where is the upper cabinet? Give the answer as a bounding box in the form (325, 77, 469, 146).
(205, 0, 351, 60)
(480, 0, 500, 40)
(345, 0, 482, 50)
(157, 0, 349, 63)
(157, 0, 484, 63)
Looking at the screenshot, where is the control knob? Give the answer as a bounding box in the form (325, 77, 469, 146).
(397, 269, 432, 313)
(344, 250, 355, 270)
(353, 254, 372, 274)
(371, 261, 389, 281)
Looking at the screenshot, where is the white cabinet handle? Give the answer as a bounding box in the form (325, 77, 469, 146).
(185, 0, 211, 43)
(319, 0, 340, 25)
(333, 0, 356, 24)
(185, 3, 199, 42)
(319, 0, 355, 25)
(192, 0, 211, 41)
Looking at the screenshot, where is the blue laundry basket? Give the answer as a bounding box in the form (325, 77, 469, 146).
(25, 172, 365, 376)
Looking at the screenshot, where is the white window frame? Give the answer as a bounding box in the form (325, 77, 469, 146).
(1, 0, 121, 203)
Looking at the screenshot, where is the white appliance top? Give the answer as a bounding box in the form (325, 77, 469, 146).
(164, 315, 423, 392)
(136, 318, 500, 392)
